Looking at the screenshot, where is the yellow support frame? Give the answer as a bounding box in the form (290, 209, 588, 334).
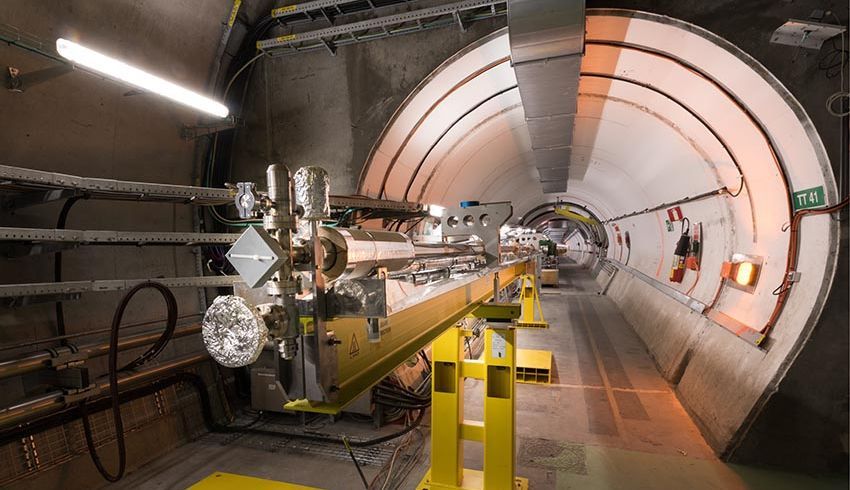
(515, 274, 548, 329)
(285, 262, 526, 414)
(190, 472, 322, 489)
(418, 325, 528, 490)
(554, 205, 599, 225)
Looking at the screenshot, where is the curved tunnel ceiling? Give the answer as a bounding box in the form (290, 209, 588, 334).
(361, 9, 839, 344)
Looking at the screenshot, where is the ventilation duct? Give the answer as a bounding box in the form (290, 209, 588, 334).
(507, 0, 585, 193)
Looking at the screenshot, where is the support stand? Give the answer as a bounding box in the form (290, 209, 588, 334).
(418, 315, 527, 490)
(515, 274, 548, 329)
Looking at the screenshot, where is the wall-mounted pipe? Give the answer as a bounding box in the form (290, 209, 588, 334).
(0, 352, 209, 429)
(0, 324, 202, 381)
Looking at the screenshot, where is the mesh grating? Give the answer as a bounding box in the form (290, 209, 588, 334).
(517, 437, 588, 474)
(0, 378, 211, 486)
(198, 426, 395, 467)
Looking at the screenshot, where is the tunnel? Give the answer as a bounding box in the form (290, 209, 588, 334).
(0, 1, 847, 489)
(361, 8, 842, 460)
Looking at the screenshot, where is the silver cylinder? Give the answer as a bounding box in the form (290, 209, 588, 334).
(263, 164, 300, 359)
(264, 164, 295, 231)
(413, 242, 485, 259)
(293, 166, 330, 221)
(318, 227, 415, 281)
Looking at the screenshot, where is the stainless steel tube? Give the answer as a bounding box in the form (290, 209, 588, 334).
(264, 164, 299, 360)
(318, 227, 415, 281)
(412, 242, 485, 259)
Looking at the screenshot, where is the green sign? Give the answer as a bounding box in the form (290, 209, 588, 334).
(792, 186, 825, 211)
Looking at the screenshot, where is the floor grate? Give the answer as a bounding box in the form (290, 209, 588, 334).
(202, 426, 394, 467)
(517, 437, 587, 475)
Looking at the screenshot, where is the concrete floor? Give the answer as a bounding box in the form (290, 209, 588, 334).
(114, 264, 847, 489)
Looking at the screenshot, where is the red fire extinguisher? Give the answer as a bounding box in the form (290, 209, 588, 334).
(685, 222, 701, 271)
(669, 218, 690, 283)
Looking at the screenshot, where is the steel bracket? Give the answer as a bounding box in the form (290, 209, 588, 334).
(41, 366, 90, 391)
(454, 10, 468, 31)
(471, 302, 520, 321)
(180, 116, 239, 140)
(60, 383, 98, 404)
(5, 64, 73, 92)
(440, 201, 512, 263)
(46, 350, 89, 370)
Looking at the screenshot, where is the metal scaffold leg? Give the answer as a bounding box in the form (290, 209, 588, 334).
(418, 317, 527, 490)
(516, 274, 548, 329)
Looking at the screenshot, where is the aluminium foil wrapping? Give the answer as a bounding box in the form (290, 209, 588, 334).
(294, 166, 330, 220)
(332, 278, 386, 316)
(202, 295, 268, 368)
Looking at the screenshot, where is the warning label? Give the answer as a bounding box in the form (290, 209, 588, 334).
(491, 331, 506, 359)
(349, 333, 360, 358)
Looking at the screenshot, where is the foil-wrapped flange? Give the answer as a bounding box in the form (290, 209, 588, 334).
(294, 166, 330, 221)
(202, 295, 268, 368)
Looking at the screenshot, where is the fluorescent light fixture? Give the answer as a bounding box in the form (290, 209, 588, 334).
(56, 38, 229, 118)
(427, 204, 445, 218)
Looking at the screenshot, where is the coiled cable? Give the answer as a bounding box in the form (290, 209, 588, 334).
(80, 281, 177, 482)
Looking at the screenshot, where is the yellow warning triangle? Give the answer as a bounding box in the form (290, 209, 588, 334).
(349, 333, 360, 358)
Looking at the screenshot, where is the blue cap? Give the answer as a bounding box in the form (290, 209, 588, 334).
(459, 200, 480, 208)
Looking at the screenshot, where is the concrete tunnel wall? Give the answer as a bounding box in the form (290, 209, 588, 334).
(0, 2, 253, 483)
(358, 10, 841, 458)
(0, 0, 241, 390)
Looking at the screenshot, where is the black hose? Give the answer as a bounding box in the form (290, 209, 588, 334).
(374, 392, 430, 407)
(54, 196, 86, 344)
(81, 281, 177, 482)
(343, 436, 370, 489)
(374, 390, 430, 407)
(376, 383, 429, 399)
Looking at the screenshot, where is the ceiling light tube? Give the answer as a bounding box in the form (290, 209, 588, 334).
(56, 38, 229, 118)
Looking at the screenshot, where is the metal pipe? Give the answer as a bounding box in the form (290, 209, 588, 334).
(412, 241, 484, 259)
(0, 313, 203, 351)
(0, 324, 202, 380)
(264, 164, 300, 360)
(318, 227, 416, 281)
(0, 352, 209, 429)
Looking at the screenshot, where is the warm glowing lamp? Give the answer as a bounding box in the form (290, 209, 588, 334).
(721, 254, 763, 292)
(734, 262, 758, 286)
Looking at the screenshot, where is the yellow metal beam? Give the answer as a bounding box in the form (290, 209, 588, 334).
(285, 262, 526, 414)
(190, 472, 322, 489)
(461, 420, 484, 442)
(554, 205, 598, 225)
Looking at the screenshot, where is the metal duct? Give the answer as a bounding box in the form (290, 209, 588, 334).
(507, 0, 585, 193)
